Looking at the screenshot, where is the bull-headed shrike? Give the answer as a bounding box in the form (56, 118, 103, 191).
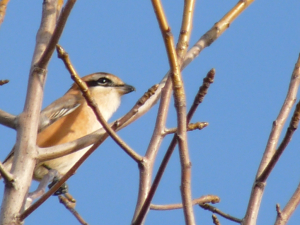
(3, 72, 135, 184)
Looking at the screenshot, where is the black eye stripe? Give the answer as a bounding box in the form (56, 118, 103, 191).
(85, 77, 116, 87)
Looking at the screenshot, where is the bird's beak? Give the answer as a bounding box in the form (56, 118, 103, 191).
(119, 84, 136, 95)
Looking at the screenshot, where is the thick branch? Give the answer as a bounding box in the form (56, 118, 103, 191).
(0, 1, 60, 224)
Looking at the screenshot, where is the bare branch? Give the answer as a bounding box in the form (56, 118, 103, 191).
(150, 195, 220, 210)
(199, 204, 242, 223)
(0, 0, 61, 224)
(274, 183, 300, 225)
(257, 100, 300, 182)
(183, 0, 255, 70)
(59, 195, 89, 225)
(187, 68, 215, 120)
(212, 214, 221, 225)
(36, 0, 76, 68)
(164, 122, 208, 135)
(244, 54, 300, 225)
(0, 161, 14, 185)
(133, 68, 215, 224)
(150, 0, 195, 224)
(0, 109, 16, 129)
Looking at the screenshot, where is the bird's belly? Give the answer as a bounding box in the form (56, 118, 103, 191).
(33, 145, 92, 180)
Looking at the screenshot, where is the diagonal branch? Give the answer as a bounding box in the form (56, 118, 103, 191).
(146, 0, 196, 224)
(244, 54, 300, 225)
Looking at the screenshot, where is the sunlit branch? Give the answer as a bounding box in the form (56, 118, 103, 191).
(164, 122, 208, 135)
(150, 0, 195, 224)
(133, 68, 215, 225)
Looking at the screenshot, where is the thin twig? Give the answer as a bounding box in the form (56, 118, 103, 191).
(212, 214, 221, 225)
(36, 0, 76, 68)
(257, 100, 300, 182)
(199, 204, 242, 223)
(59, 195, 89, 225)
(133, 68, 215, 224)
(274, 182, 300, 225)
(187, 68, 215, 119)
(244, 54, 300, 225)
(0, 161, 14, 185)
(164, 122, 208, 135)
(150, 195, 220, 210)
(183, 0, 255, 70)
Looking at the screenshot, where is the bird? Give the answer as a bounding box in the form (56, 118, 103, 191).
(3, 72, 135, 183)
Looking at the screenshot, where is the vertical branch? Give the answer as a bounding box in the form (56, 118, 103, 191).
(0, 0, 10, 28)
(150, 0, 195, 224)
(132, 1, 196, 224)
(0, 0, 59, 224)
(243, 55, 300, 225)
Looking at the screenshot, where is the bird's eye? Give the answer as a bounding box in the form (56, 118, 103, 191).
(97, 78, 111, 85)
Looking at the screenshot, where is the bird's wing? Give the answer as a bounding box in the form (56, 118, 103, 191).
(3, 95, 81, 164)
(38, 94, 81, 132)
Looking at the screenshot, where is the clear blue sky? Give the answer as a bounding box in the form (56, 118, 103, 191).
(0, 1, 300, 224)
